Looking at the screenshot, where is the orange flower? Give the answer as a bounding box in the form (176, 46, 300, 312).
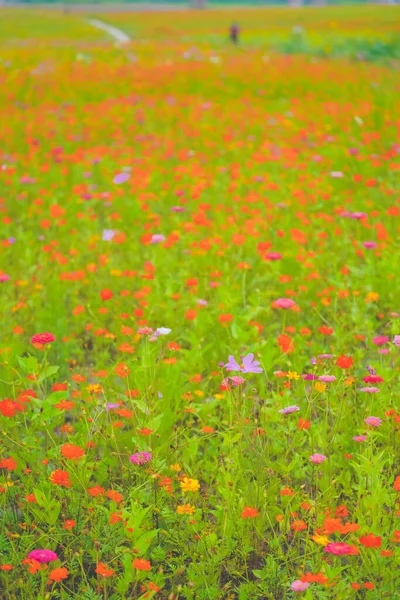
(132, 558, 151, 571)
(96, 562, 115, 578)
(106, 489, 123, 503)
(241, 506, 259, 519)
(114, 362, 131, 377)
(277, 334, 294, 354)
(301, 572, 329, 584)
(0, 564, 13, 571)
(0, 457, 17, 471)
(393, 476, 400, 491)
(50, 470, 72, 488)
(291, 519, 307, 532)
(49, 567, 69, 582)
(63, 520, 76, 530)
(61, 444, 85, 461)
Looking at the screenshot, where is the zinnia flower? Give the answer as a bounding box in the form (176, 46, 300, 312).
(310, 454, 326, 464)
(28, 549, 58, 564)
(360, 387, 379, 393)
(31, 332, 56, 345)
(273, 298, 296, 309)
(291, 580, 310, 591)
(323, 542, 355, 555)
(129, 452, 152, 465)
(364, 416, 382, 427)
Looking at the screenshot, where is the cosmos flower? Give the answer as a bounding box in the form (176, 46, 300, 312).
(279, 405, 300, 415)
(113, 172, 130, 184)
(224, 353, 262, 374)
(102, 229, 116, 241)
(319, 375, 336, 382)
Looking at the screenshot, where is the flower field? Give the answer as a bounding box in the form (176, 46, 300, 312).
(0, 6, 400, 599)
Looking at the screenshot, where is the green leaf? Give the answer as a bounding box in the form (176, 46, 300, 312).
(18, 355, 38, 374)
(37, 365, 59, 383)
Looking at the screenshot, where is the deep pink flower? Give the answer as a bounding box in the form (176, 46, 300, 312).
(323, 542, 354, 555)
(372, 336, 389, 346)
(28, 549, 58, 563)
(129, 452, 152, 465)
(363, 375, 384, 383)
(31, 332, 56, 345)
(264, 252, 282, 261)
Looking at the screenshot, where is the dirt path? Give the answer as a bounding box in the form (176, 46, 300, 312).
(86, 18, 131, 43)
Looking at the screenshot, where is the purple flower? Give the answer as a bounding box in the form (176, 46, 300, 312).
(360, 387, 379, 393)
(310, 357, 317, 365)
(106, 403, 120, 411)
(28, 549, 58, 563)
(393, 335, 400, 347)
(113, 172, 130, 185)
(224, 353, 262, 374)
(365, 416, 382, 427)
(366, 365, 376, 375)
(8, 237, 16, 244)
(102, 229, 116, 241)
(129, 452, 152, 465)
(279, 405, 300, 415)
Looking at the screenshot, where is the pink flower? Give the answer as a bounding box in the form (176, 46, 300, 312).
(28, 549, 58, 563)
(291, 580, 310, 591)
(363, 241, 377, 249)
(264, 252, 282, 261)
(364, 416, 382, 427)
(393, 335, 400, 347)
(310, 453, 326, 464)
(353, 435, 367, 442)
(273, 298, 296, 309)
(0, 274, 10, 282)
(323, 542, 354, 555)
(319, 375, 336, 383)
(360, 387, 379, 393)
(129, 452, 152, 465)
(279, 405, 300, 415)
(31, 332, 56, 345)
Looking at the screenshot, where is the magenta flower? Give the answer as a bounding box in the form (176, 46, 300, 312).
(291, 580, 310, 591)
(323, 542, 353, 555)
(279, 405, 300, 415)
(364, 416, 382, 427)
(28, 549, 58, 563)
(372, 336, 389, 346)
(264, 252, 282, 261)
(0, 274, 10, 282)
(302, 374, 318, 380)
(310, 453, 326, 464)
(363, 241, 377, 249)
(224, 353, 262, 374)
(353, 435, 367, 442)
(129, 452, 152, 465)
(363, 375, 384, 383)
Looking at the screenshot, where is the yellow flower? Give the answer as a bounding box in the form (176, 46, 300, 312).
(314, 382, 326, 393)
(287, 371, 300, 380)
(366, 291, 379, 303)
(180, 477, 200, 493)
(311, 534, 330, 546)
(170, 463, 181, 471)
(176, 504, 196, 515)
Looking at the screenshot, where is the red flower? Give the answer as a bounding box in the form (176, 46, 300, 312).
(49, 567, 69, 582)
(96, 562, 115, 578)
(297, 418, 310, 430)
(100, 289, 113, 301)
(241, 506, 259, 519)
(50, 470, 72, 488)
(0, 457, 17, 471)
(61, 444, 85, 461)
(277, 334, 294, 354)
(133, 558, 151, 571)
(335, 355, 353, 369)
(393, 476, 400, 491)
(359, 533, 382, 548)
(31, 332, 56, 345)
